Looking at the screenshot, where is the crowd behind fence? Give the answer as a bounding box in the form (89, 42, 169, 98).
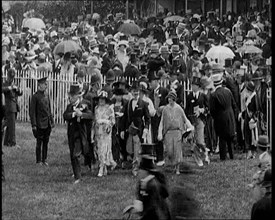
(2, 70, 272, 144)
(2, 70, 193, 124)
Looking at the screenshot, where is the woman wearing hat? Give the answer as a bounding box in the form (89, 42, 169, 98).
(158, 91, 193, 175)
(60, 52, 76, 80)
(94, 89, 117, 177)
(240, 81, 258, 159)
(116, 40, 129, 72)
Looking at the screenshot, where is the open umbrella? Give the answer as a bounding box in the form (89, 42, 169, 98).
(205, 45, 235, 66)
(236, 44, 262, 55)
(22, 18, 46, 30)
(164, 15, 184, 24)
(53, 40, 82, 55)
(118, 23, 141, 35)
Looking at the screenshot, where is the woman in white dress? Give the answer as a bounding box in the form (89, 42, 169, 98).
(94, 90, 116, 177)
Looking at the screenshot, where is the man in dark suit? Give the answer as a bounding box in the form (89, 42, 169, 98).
(63, 84, 93, 184)
(210, 72, 238, 161)
(185, 76, 210, 166)
(120, 82, 151, 176)
(29, 77, 54, 165)
(148, 70, 169, 166)
(2, 68, 23, 148)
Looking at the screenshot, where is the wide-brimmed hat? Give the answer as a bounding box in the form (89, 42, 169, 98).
(95, 89, 110, 101)
(117, 40, 129, 48)
(81, 52, 92, 62)
(68, 84, 82, 96)
(89, 39, 98, 48)
(138, 38, 146, 45)
(113, 77, 129, 88)
(113, 88, 127, 96)
(256, 135, 270, 148)
(260, 169, 272, 188)
(25, 51, 37, 61)
(189, 49, 202, 57)
(246, 81, 255, 92)
(166, 90, 177, 101)
(251, 71, 264, 81)
(211, 73, 223, 86)
(211, 63, 224, 74)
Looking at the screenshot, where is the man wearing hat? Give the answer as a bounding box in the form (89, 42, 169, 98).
(159, 45, 171, 73)
(30, 77, 54, 165)
(250, 169, 272, 220)
(209, 72, 238, 161)
(120, 81, 151, 176)
(185, 76, 210, 166)
(147, 44, 165, 74)
(124, 52, 140, 78)
(63, 84, 93, 183)
(147, 70, 169, 166)
(2, 69, 23, 148)
(36, 52, 53, 73)
(103, 69, 116, 100)
(123, 143, 171, 219)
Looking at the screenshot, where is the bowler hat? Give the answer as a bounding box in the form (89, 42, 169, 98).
(251, 71, 264, 81)
(37, 77, 47, 84)
(256, 135, 270, 148)
(113, 88, 127, 96)
(106, 69, 116, 82)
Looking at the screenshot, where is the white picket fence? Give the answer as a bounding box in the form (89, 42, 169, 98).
(2, 70, 193, 124)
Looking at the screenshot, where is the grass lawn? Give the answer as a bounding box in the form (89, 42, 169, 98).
(2, 122, 258, 219)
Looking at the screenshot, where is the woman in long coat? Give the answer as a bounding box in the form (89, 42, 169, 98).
(94, 90, 116, 177)
(158, 91, 193, 175)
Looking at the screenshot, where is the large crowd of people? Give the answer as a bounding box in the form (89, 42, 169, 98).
(2, 6, 272, 219)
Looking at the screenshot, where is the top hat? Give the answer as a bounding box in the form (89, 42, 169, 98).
(119, 35, 128, 41)
(171, 45, 180, 54)
(68, 84, 82, 96)
(150, 44, 160, 54)
(37, 77, 47, 84)
(260, 169, 272, 188)
(140, 63, 148, 75)
(113, 77, 129, 88)
(107, 43, 115, 51)
(130, 53, 137, 62)
(172, 37, 180, 45)
(224, 58, 233, 68)
(140, 143, 156, 158)
(130, 81, 140, 91)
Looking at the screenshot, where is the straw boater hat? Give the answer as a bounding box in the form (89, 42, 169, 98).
(117, 40, 129, 48)
(211, 73, 223, 87)
(160, 46, 170, 54)
(25, 51, 37, 61)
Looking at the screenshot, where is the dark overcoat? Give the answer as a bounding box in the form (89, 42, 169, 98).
(63, 99, 93, 156)
(209, 86, 237, 139)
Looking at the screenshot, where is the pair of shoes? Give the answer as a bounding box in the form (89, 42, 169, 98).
(156, 161, 165, 167)
(74, 179, 80, 184)
(37, 162, 43, 166)
(43, 162, 49, 166)
(205, 157, 210, 165)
